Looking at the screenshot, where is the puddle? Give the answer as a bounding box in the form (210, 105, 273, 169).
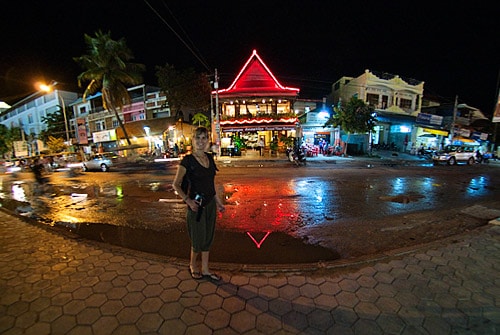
(71, 223, 340, 264)
(379, 194, 425, 203)
(1, 193, 340, 265)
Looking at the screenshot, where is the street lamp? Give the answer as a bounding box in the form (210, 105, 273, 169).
(39, 82, 70, 145)
(59, 95, 70, 145)
(143, 126, 151, 153)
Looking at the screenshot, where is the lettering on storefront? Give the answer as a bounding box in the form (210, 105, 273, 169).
(417, 113, 443, 126)
(472, 132, 488, 141)
(93, 129, 117, 143)
(458, 128, 471, 137)
(306, 112, 330, 126)
(223, 126, 295, 132)
(422, 128, 448, 136)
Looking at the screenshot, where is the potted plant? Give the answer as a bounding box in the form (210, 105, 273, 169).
(269, 140, 279, 155)
(280, 136, 294, 149)
(232, 135, 245, 156)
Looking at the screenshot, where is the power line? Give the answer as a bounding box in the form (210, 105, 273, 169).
(143, 0, 211, 73)
(158, 1, 210, 71)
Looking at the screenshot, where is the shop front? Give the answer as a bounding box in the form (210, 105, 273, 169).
(91, 129, 118, 154)
(220, 118, 299, 156)
(415, 127, 449, 153)
(374, 112, 417, 152)
(114, 117, 195, 157)
(414, 113, 450, 152)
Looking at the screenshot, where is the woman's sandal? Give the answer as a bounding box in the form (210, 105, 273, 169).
(203, 273, 221, 281)
(189, 268, 203, 280)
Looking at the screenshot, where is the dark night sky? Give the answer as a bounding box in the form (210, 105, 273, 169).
(1, 1, 499, 116)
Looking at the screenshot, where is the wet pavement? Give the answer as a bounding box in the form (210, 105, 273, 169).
(1, 151, 500, 334)
(2, 150, 499, 265)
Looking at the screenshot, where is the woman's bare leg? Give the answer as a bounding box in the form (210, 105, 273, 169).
(190, 249, 199, 272)
(201, 251, 210, 274)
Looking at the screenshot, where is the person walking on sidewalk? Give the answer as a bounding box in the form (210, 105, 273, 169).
(31, 157, 50, 193)
(172, 126, 226, 281)
(258, 138, 264, 156)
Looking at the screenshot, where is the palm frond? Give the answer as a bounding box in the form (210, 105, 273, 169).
(74, 30, 145, 145)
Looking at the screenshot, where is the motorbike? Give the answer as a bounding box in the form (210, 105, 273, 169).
(332, 145, 343, 156)
(286, 147, 306, 167)
(475, 151, 490, 164)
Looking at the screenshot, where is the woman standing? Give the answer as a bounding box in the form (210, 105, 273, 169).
(172, 127, 225, 281)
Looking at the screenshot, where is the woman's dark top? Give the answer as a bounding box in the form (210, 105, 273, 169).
(181, 153, 218, 203)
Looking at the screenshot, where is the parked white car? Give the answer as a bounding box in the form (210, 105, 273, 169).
(82, 154, 113, 172)
(432, 145, 477, 165)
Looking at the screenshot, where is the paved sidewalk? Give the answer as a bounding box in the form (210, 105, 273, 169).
(211, 149, 500, 168)
(117, 148, 499, 171)
(1, 209, 499, 334)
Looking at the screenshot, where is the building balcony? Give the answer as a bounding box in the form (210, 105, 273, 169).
(87, 110, 114, 121)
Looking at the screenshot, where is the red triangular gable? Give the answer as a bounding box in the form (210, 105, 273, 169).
(217, 50, 300, 98)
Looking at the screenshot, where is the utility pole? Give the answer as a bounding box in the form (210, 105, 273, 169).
(214, 68, 221, 156)
(492, 70, 500, 154)
(40, 82, 70, 146)
(210, 81, 215, 140)
(58, 92, 70, 146)
(450, 95, 458, 144)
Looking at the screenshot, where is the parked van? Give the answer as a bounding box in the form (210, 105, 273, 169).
(432, 145, 477, 165)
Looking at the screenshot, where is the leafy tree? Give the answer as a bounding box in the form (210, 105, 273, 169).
(46, 136, 66, 153)
(0, 125, 12, 158)
(0, 125, 23, 158)
(11, 127, 24, 142)
(155, 64, 211, 120)
(40, 110, 66, 142)
(324, 97, 376, 155)
(74, 30, 145, 146)
(191, 112, 210, 128)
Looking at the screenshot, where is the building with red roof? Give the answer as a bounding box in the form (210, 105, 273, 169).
(213, 50, 301, 155)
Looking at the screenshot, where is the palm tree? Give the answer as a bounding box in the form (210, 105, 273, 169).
(191, 112, 209, 127)
(74, 30, 145, 146)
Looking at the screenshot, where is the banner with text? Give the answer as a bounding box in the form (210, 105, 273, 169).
(77, 118, 88, 144)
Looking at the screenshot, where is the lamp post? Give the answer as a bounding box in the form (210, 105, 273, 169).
(449, 95, 458, 145)
(59, 94, 70, 145)
(40, 82, 70, 145)
(143, 126, 151, 153)
(214, 68, 221, 156)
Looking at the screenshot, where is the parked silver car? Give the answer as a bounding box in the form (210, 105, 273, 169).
(432, 145, 477, 165)
(82, 154, 113, 172)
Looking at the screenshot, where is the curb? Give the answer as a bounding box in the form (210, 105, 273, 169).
(4, 204, 498, 275)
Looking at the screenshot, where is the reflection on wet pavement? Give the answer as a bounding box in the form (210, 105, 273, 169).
(2, 171, 498, 233)
(1, 166, 499, 264)
(2, 171, 499, 232)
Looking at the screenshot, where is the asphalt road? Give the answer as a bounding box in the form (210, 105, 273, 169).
(1, 158, 499, 268)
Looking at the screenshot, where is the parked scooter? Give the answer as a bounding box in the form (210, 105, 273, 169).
(286, 147, 306, 167)
(475, 150, 490, 164)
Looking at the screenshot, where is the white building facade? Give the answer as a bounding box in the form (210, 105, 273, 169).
(0, 84, 173, 157)
(0, 90, 78, 156)
(71, 84, 173, 154)
(330, 69, 425, 153)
